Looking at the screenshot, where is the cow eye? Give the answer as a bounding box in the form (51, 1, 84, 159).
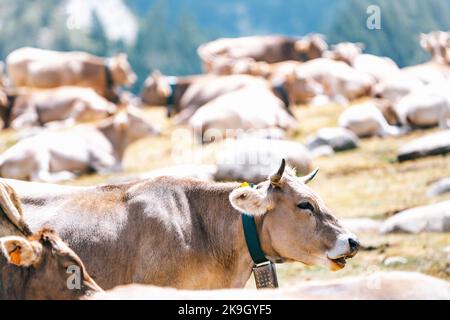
(297, 201, 314, 212)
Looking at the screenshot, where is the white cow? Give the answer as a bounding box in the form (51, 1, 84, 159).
(295, 58, 374, 104)
(0, 107, 160, 182)
(338, 100, 404, 138)
(189, 85, 298, 142)
(393, 82, 450, 129)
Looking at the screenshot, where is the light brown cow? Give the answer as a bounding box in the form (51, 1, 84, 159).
(0, 106, 160, 182)
(93, 271, 450, 300)
(4, 160, 359, 290)
(326, 42, 400, 82)
(4, 86, 117, 129)
(0, 182, 102, 299)
(420, 31, 450, 64)
(198, 34, 328, 74)
(188, 85, 299, 141)
(295, 58, 374, 104)
(6, 47, 136, 101)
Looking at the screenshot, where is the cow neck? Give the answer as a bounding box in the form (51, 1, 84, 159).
(97, 120, 128, 162)
(192, 182, 254, 285)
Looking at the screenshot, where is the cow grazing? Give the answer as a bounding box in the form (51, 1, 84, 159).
(0, 106, 160, 182)
(197, 34, 328, 74)
(4, 86, 117, 129)
(4, 160, 360, 290)
(6, 47, 136, 101)
(0, 182, 102, 299)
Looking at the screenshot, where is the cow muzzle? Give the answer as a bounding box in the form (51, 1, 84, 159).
(326, 234, 360, 270)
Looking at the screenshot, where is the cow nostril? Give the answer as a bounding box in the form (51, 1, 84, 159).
(348, 238, 360, 252)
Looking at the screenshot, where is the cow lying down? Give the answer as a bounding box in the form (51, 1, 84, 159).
(92, 271, 450, 300)
(6, 86, 117, 129)
(189, 86, 298, 141)
(0, 106, 160, 182)
(339, 100, 405, 138)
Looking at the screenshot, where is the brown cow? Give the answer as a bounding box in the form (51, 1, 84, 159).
(4, 160, 359, 290)
(0, 106, 160, 182)
(6, 47, 136, 101)
(0, 182, 102, 300)
(198, 34, 328, 74)
(3, 86, 117, 129)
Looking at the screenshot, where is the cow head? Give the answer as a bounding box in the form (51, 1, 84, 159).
(283, 69, 323, 103)
(0, 229, 102, 299)
(109, 53, 137, 86)
(326, 42, 364, 65)
(420, 32, 450, 64)
(374, 98, 400, 126)
(294, 34, 328, 61)
(141, 71, 172, 106)
(112, 105, 161, 143)
(229, 159, 359, 271)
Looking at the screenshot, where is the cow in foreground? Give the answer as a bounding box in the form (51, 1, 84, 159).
(0, 106, 160, 182)
(4, 159, 359, 290)
(0, 182, 102, 299)
(6, 47, 136, 101)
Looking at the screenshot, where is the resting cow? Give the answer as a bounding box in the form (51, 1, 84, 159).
(189, 85, 298, 141)
(0, 182, 102, 299)
(0, 106, 160, 182)
(198, 34, 328, 74)
(338, 100, 404, 138)
(3, 86, 117, 129)
(3, 160, 360, 290)
(326, 42, 400, 82)
(93, 271, 450, 300)
(294, 58, 374, 104)
(6, 47, 136, 101)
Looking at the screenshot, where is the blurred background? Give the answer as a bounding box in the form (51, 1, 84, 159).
(0, 0, 449, 292)
(1, 0, 450, 94)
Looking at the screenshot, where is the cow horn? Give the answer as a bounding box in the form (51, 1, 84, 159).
(270, 159, 286, 185)
(301, 168, 319, 184)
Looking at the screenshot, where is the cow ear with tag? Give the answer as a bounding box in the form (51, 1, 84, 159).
(229, 184, 272, 216)
(0, 236, 42, 267)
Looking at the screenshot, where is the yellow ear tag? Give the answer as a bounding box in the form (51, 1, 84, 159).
(239, 182, 250, 188)
(10, 247, 21, 265)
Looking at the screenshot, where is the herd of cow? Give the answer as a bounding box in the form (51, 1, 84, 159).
(0, 30, 449, 300)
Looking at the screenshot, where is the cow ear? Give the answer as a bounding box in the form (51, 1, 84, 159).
(0, 236, 42, 267)
(229, 185, 272, 216)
